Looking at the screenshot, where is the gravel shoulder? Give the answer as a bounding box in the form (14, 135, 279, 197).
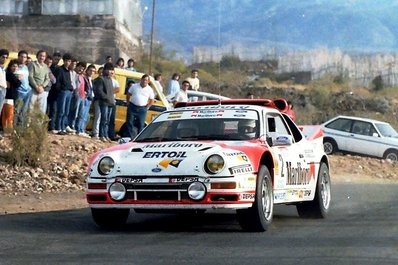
(0, 135, 397, 215)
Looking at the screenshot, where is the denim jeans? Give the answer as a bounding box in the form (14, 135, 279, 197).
(108, 104, 116, 139)
(92, 100, 101, 136)
(83, 99, 92, 129)
(68, 92, 82, 129)
(127, 103, 147, 138)
(75, 98, 90, 133)
(0, 88, 6, 119)
(14, 90, 32, 126)
(55, 90, 72, 131)
(47, 93, 57, 131)
(99, 101, 112, 138)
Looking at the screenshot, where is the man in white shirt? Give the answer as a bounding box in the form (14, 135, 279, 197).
(186, 69, 200, 91)
(126, 74, 155, 138)
(173, 80, 190, 107)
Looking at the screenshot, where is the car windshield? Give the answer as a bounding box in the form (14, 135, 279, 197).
(135, 117, 259, 142)
(375, 123, 398, 138)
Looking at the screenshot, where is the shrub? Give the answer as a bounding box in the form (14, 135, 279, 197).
(7, 105, 49, 168)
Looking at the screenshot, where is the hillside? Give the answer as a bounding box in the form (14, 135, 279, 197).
(142, 0, 398, 61)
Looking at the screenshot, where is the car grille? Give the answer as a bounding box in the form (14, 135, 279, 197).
(123, 182, 191, 201)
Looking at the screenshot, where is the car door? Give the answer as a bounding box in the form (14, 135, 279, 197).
(323, 117, 353, 152)
(346, 121, 382, 157)
(266, 113, 309, 203)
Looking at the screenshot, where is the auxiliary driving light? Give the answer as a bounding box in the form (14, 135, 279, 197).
(187, 182, 206, 201)
(109, 182, 126, 201)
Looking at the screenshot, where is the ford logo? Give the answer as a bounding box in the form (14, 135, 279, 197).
(152, 168, 162, 173)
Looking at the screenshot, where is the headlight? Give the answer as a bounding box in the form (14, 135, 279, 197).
(109, 182, 126, 201)
(188, 182, 206, 201)
(205, 154, 225, 174)
(98, 156, 115, 175)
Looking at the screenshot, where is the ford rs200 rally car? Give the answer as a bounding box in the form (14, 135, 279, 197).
(86, 98, 331, 232)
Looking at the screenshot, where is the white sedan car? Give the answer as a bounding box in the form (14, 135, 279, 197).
(322, 115, 398, 161)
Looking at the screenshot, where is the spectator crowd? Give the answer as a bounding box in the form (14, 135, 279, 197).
(0, 48, 202, 142)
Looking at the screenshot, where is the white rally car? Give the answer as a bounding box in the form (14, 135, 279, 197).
(86, 99, 331, 231)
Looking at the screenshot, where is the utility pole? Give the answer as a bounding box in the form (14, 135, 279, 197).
(148, 0, 156, 75)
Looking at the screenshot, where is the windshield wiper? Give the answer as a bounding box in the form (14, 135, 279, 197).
(136, 137, 177, 142)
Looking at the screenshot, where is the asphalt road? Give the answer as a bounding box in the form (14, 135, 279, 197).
(0, 183, 397, 265)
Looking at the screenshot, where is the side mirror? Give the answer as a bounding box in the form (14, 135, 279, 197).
(267, 132, 293, 146)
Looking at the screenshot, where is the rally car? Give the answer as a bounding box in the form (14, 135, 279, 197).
(86, 99, 331, 231)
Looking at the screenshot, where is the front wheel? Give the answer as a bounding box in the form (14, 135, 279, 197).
(237, 165, 274, 232)
(296, 162, 331, 218)
(91, 208, 130, 228)
(323, 138, 337, 155)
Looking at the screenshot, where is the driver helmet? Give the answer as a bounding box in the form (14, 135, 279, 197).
(238, 119, 256, 138)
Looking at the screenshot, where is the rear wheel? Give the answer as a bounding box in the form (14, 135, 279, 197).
(237, 165, 273, 232)
(296, 162, 331, 218)
(91, 208, 130, 228)
(323, 138, 338, 154)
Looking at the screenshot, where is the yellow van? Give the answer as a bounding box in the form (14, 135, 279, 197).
(110, 68, 171, 136)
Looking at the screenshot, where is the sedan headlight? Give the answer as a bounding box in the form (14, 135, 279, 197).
(205, 154, 225, 174)
(109, 182, 126, 201)
(98, 156, 115, 175)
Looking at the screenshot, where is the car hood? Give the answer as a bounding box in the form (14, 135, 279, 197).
(89, 140, 265, 176)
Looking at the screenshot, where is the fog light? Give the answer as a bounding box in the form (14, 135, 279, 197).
(187, 182, 206, 201)
(109, 182, 126, 201)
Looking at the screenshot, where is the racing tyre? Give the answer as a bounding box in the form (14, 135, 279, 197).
(323, 138, 337, 155)
(384, 149, 398, 161)
(91, 208, 130, 228)
(296, 162, 331, 218)
(237, 165, 273, 232)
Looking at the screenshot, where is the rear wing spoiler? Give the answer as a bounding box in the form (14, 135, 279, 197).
(299, 125, 324, 140)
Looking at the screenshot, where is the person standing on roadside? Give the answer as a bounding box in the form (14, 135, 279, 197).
(47, 51, 62, 132)
(125, 58, 136, 71)
(173, 80, 190, 107)
(0, 49, 8, 128)
(93, 63, 115, 142)
(126, 74, 154, 138)
(54, 53, 73, 135)
(14, 50, 32, 126)
(154, 73, 163, 93)
(3, 59, 21, 131)
(166, 73, 180, 100)
(28, 50, 50, 113)
(186, 69, 200, 91)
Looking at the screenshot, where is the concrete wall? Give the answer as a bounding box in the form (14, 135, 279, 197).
(0, 0, 144, 64)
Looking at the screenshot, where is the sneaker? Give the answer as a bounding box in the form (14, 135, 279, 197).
(57, 130, 67, 135)
(100, 137, 108, 142)
(65, 126, 76, 133)
(51, 130, 59, 134)
(106, 137, 112, 142)
(78, 132, 91, 138)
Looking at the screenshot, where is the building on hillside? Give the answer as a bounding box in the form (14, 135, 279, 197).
(0, 0, 145, 63)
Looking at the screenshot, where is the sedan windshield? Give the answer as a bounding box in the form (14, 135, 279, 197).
(135, 118, 259, 142)
(375, 123, 398, 138)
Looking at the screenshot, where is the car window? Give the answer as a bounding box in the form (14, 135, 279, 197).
(375, 123, 398, 138)
(351, 121, 372, 136)
(325, 118, 352, 132)
(267, 114, 290, 135)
